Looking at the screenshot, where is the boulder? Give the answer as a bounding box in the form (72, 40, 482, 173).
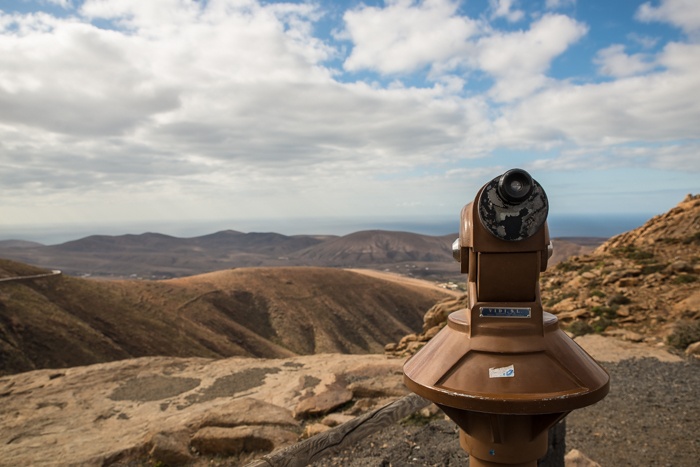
(293, 374, 353, 419)
(191, 425, 296, 456)
(686, 341, 700, 358)
(148, 430, 193, 465)
(564, 448, 601, 467)
(422, 295, 468, 331)
(198, 397, 298, 429)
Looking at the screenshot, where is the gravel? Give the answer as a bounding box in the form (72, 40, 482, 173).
(311, 357, 700, 467)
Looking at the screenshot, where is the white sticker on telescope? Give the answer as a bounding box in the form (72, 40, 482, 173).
(489, 365, 515, 378)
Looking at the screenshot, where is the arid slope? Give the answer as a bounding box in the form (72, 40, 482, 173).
(0, 263, 449, 375)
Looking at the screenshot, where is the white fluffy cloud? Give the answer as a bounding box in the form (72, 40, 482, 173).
(495, 41, 700, 150)
(489, 0, 525, 23)
(476, 14, 588, 101)
(341, 0, 480, 75)
(594, 44, 656, 77)
(637, 0, 700, 36)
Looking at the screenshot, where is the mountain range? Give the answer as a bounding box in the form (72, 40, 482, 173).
(0, 229, 601, 282)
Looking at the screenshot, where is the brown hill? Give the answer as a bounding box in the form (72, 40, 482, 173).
(0, 260, 450, 376)
(387, 195, 700, 356)
(295, 230, 454, 264)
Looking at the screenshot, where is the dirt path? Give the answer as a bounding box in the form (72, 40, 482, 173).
(346, 269, 462, 298)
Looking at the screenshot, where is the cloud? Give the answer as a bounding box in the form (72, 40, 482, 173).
(493, 41, 700, 171)
(594, 44, 656, 77)
(0, 1, 494, 209)
(636, 0, 700, 36)
(476, 14, 588, 101)
(0, 0, 698, 231)
(44, 0, 74, 8)
(545, 0, 576, 9)
(489, 0, 525, 23)
(0, 13, 179, 135)
(341, 0, 480, 75)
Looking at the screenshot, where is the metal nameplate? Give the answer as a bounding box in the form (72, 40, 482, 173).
(479, 307, 531, 318)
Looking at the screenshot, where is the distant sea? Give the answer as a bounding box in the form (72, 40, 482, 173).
(328, 213, 653, 239)
(0, 213, 654, 245)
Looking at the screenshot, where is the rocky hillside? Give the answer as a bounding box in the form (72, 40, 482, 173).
(387, 195, 700, 356)
(0, 261, 450, 376)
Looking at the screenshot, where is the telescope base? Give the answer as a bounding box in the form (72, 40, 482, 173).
(439, 405, 565, 466)
(460, 428, 543, 467)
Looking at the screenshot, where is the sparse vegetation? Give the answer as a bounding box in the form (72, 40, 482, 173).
(592, 306, 618, 320)
(683, 232, 700, 245)
(567, 320, 594, 337)
(590, 289, 606, 298)
(673, 274, 698, 284)
(592, 317, 613, 333)
(666, 320, 700, 350)
(607, 293, 631, 306)
(613, 245, 655, 262)
(641, 263, 667, 275)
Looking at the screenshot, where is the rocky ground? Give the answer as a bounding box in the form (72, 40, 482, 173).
(311, 355, 700, 467)
(1, 331, 694, 467)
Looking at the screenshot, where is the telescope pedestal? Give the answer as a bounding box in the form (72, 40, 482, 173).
(403, 307, 608, 466)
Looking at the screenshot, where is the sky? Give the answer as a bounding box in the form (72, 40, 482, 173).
(1, 0, 699, 243)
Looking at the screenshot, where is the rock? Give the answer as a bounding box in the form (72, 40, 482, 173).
(399, 333, 418, 346)
(603, 329, 644, 343)
(563, 448, 598, 467)
(686, 341, 700, 358)
(422, 295, 469, 331)
(419, 403, 442, 418)
(423, 325, 442, 340)
(673, 291, 700, 316)
(565, 448, 601, 467)
(405, 341, 425, 353)
(148, 430, 193, 465)
(550, 297, 577, 313)
(0, 353, 402, 466)
(302, 423, 331, 438)
(198, 397, 298, 428)
(384, 343, 397, 352)
(617, 277, 639, 287)
(668, 260, 694, 274)
(191, 425, 296, 456)
(321, 413, 355, 427)
(348, 375, 407, 398)
(556, 309, 590, 321)
(293, 374, 354, 419)
(602, 269, 639, 285)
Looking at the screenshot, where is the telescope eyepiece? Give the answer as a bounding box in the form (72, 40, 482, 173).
(498, 168, 533, 204)
(478, 168, 548, 241)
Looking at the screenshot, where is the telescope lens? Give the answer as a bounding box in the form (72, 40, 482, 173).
(498, 169, 533, 204)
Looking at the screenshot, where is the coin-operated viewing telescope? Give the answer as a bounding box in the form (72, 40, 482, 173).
(404, 169, 609, 467)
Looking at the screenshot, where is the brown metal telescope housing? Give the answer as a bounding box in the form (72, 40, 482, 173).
(403, 169, 609, 466)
